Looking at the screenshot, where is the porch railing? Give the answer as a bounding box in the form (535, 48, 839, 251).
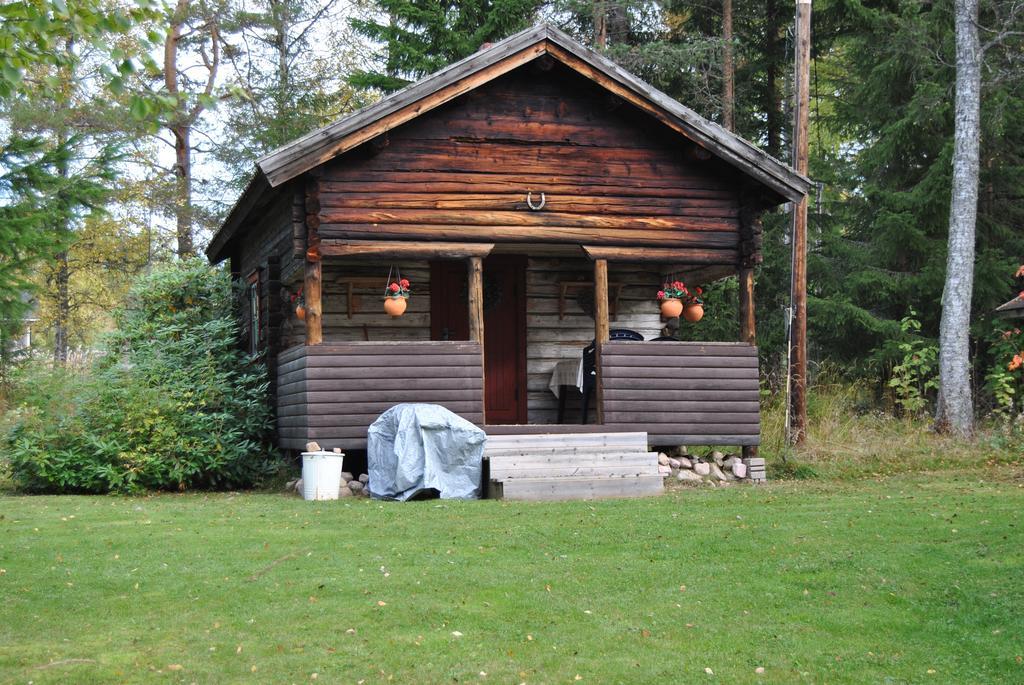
(276, 340, 484, 450)
(600, 341, 761, 446)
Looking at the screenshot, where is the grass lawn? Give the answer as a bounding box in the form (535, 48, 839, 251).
(1, 474, 1023, 684)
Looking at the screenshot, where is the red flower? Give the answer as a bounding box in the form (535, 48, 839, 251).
(1009, 353, 1023, 372)
(389, 282, 400, 293)
(657, 290, 665, 300)
(400, 278, 410, 288)
(696, 287, 703, 295)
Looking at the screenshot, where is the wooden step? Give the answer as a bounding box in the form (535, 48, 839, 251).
(491, 463, 661, 480)
(489, 452, 661, 479)
(483, 431, 649, 451)
(496, 475, 664, 501)
(485, 444, 649, 458)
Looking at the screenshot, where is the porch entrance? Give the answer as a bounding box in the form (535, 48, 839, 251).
(430, 256, 527, 424)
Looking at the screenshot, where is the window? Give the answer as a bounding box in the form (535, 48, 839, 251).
(247, 270, 260, 355)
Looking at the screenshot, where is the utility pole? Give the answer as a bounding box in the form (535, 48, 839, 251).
(788, 0, 811, 445)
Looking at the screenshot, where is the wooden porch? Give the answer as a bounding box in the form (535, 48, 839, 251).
(275, 338, 760, 451)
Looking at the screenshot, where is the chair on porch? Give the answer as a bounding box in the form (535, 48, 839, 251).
(580, 329, 644, 424)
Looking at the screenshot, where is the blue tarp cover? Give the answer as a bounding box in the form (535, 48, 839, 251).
(367, 403, 485, 501)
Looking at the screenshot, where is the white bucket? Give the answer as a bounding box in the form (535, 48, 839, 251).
(301, 451, 345, 500)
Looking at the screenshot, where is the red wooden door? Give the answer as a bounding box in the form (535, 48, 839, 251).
(430, 257, 527, 424)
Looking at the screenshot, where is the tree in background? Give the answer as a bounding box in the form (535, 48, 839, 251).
(348, 0, 543, 92)
(809, 0, 1023, 401)
(936, 0, 982, 437)
(212, 0, 374, 197)
(0, 0, 156, 350)
(159, 0, 227, 257)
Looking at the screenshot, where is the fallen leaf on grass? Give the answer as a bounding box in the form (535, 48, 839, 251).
(377, 600, 387, 606)
(451, 631, 463, 638)
(167, 664, 183, 671)
(705, 667, 714, 675)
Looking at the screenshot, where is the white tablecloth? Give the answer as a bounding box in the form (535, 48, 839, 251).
(548, 358, 585, 399)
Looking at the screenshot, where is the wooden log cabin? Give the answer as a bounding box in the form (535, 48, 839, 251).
(206, 24, 811, 461)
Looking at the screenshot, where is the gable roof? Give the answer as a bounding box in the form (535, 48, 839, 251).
(208, 23, 811, 262)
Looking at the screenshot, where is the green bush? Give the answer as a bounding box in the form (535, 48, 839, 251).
(3, 260, 278, 493)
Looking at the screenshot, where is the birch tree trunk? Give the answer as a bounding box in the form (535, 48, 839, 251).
(936, 0, 981, 437)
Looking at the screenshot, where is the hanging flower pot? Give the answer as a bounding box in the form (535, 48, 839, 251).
(291, 287, 306, 321)
(384, 296, 407, 317)
(657, 280, 687, 319)
(383, 276, 411, 317)
(660, 298, 683, 318)
(658, 280, 706, 322)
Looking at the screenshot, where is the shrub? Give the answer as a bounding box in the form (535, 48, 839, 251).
(3, 260, 278, 493)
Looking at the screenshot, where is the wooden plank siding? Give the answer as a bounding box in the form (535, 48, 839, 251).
(276, 341, 484, 450)
(600, 341, 761, 446)
(310, 65, 744, 261)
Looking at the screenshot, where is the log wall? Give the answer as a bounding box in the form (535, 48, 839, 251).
(600, 341, 761, 446)
(310, 64, 742, 262)
(276, 341, 484, 450)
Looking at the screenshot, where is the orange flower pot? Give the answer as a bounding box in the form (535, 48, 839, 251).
(660, 298, 683, 318)
(384, 296, 408, 317)
(295, 304, 306, 321)
(683, 303, 704, 322)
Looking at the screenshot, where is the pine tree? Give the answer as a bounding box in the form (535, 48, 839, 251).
(803, 0, 1024, 384)
(213, 0, 374, 196)
(349, 0, 543, 93)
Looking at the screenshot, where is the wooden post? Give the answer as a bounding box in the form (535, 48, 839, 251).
(468, 257, 484, 344)
(468, 256, 485, 423)
(739, 266, 758, 458)
(739, 267, 756, 346)
(594, 259, 610, 424)
(788, 0, 811, 445)
(304, 257, 322, 345)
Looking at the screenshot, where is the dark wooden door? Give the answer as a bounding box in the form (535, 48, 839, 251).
(431, 256, 527, 424)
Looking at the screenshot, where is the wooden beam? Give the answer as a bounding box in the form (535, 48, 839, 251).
(594, 258, 610, 424)
(304, 258, 322, 345)
(319, 240, 495, 260)
(581, 245, 737, 264)
(468, 256, 485, 422)
(739, 265, 758, 460)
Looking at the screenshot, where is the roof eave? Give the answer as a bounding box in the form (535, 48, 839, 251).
(206, 171, 270, 264)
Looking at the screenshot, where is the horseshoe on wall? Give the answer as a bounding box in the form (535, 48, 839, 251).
(526, 191, 546, 211)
